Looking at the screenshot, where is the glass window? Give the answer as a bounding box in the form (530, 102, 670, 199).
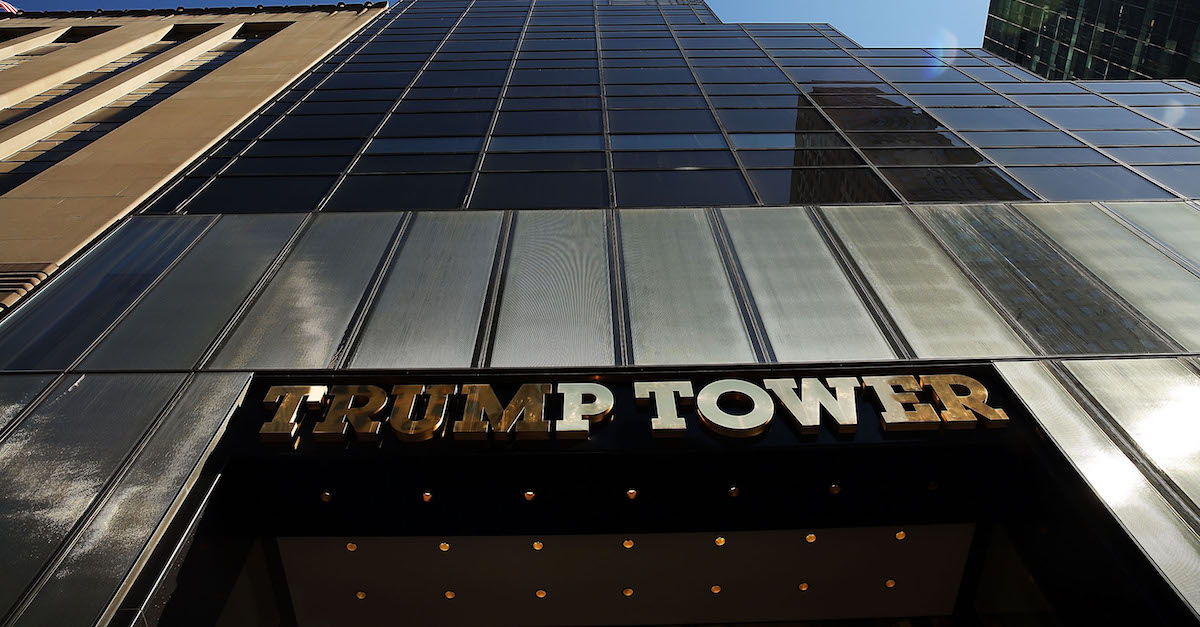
(1134, 106, 1200, 129)
(880, 167, 1037, 202)
(244, 139, 361, 157)
(1032, 107, 1164, 131)
(615, 170, 754, 206)
(846, 130, 967, 147)
(353, 153, 478, 173)
(927, 107, 1055, 131)
(748, 168, 898, 204)
(694, 66, 789, 83)
(483, 151, 607, 170)
(715, 108, 833, 132)
(263, 114, 382, 140)
(620, 208, 753, 365)
(612, 150, 738, 169)
(730, 133, 847, 149)
(1105, 146, 1200, 164)
(379, 112, 494, 136)
(501, 96, 602, 110)
(1108, 93, 1200, 106)
(606, 95, 709, 108)
(912, 204, 1170, 354)
(81, 215, 305, 370)
(494, 110, 604, 134)
(862, 147, 989, 166)
(325, 173, 471, 210)
(368, 136, 484, 153)
(223, 156, 352, 175)
(786, 67, 881, 83)
(0, 217, 211, 370)
(824, 107, 945, 131)
(489, 134, 606, 151)
(1076, 130, 1200, 146)
(1137, 165, 1200, 197)
(721, 207, 893, 361)
(962, 131, 1083, 147)
(821, 205, 1029, 358)
(874, 66, 971, 82)
(185, 176, 337, 213)
(1007, 166, 1175, 201)
(737, 149, 863, 167)
(491, 210, 614, 367)
(610, 133, 727, 150)
(350, 212, 501, 368)
(603, 67, 695, 84)
(608, 109, 720, 133)
(1006, 94, 1112, 107)
(984, 147, 1114, 165)
(471, 172, 609, 208)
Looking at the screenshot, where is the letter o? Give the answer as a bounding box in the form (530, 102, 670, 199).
(696, 379, 774, 438)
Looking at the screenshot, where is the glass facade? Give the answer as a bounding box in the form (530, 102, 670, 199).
(4, 1, 1200, 625)
(986, 0, 1200, 81)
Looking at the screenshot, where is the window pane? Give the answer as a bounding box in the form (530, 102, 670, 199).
(880, 167, 1038, 202)
(608, 109, 719, 133)
(471, 172, 609, 208)
(209, 213, 402, 369)
(82, 214, 305, 370)
(612, 150, 738, 169)
(0, 217, 211, 370)
(616, 170, 753, 206)
(722, 207, 893, 361)
(494, 110, 604, 134)
(489, 135, 605, 151)
(491, 210, 614, 367)
(716, 108, 833, 132)
(1007, 166, 1175, 201)
(821, 205, 1029, 358)
(351, 212, 501, 368)
(1032, 107, 1164, 131)
(326, 174, 471, 210)
(610, 133, 727, 150)
(620, 208, 753, 365)
(749, 168, 898, 204)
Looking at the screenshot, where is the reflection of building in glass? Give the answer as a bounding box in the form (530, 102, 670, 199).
(985, 0, 1200, 80)
(3, 1, 1200, 625)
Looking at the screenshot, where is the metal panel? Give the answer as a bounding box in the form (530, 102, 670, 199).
(620, 208, 754, 365)
(0, 375, 54, 434)
(912, 204, 1173, 355)
(1103, 202, 1200, 268)
(720, 207, 894, 362)
(209, 212, 402, 370)
(81, 214, 305, 370)
(0, 217, 212, 371)
(490, 210, 614, 368)
(820, 205, 1030, 358)
(0, 373, 185, 618)
(350, 212, 502, 369)
(1066, 358, 1200, 509)
(995, 360, 1200, 617)
(1015, 202, 1200, 350)
(12, 373, 252, 627)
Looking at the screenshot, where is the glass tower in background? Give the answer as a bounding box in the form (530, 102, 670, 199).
(985, 0, 1200, 80)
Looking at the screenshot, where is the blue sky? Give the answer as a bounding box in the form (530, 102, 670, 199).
(707, 0, 990, 48)
(24, 0, 992, 49)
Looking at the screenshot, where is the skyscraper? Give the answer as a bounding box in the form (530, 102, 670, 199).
(985, 0, 1200, 80)
(2, 1, 1200, 625)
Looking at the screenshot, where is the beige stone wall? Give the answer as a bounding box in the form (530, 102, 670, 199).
(0, 6, 384, 310)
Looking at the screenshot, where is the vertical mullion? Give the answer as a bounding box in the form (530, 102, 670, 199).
(461, 0, 537, 209)
(596, 0, 615, 209)
(659, 6, 763, 206)
(317, 0, 480, 212)
(738, 27, 910, 204)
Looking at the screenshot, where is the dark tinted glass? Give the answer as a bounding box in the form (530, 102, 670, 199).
(263, 114, 382, 139)
(862, 148, 989, 166)
(748, 168, 899, 204)
(494, 110, 605, 134)
(825, 108, 945, 131)
(1008, 166, 1177, 201)
(612, 150, 739, 169)
(353, 153, 479, 173)
(325, 173, 472, 210)
(615, 170, 754, 206)
(737, 149, 864, 167)
(608, 109, 720, 133)
(186, 176, 337, 213)
(880, 167, 1038, 202)
(471, 172, 609, 208)
(846, 131, 968, 147)
(483, 152, 608, 170)
(716, 108, 833, 132)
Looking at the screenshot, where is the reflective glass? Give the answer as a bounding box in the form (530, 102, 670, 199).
(608, 109, 720, 133)
(615, 170, 753, 207)
(749, 168, 898, 204)
(1033, 107, 1164, 131)
(880, 167, 1037, 202)
(472, 172, 609, 208)
(489, 135, 606, 151)
(984, 147, 1115, 165)
(326, 174, 471, 210)
(1008, 166, 1175, 201)
(1136, 166, 1200, 197)
(824, 107, 945, 131)
(927, 107, 1055, 131)
(610, 133, 727, 150)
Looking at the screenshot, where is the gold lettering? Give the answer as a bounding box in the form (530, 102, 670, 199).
(633, 381, 693, 437)
(921, 374, 1009, 428)
(390, 384, 456, 442)
(764, 377, 860, 434)
(556, 383, 614, 440)
(456, 384, 552, 440)
(260, 385, 327, 442)
(313, 385, 389, 442)
(862, 376, 939, 431)
(696, 379, 774, 438)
